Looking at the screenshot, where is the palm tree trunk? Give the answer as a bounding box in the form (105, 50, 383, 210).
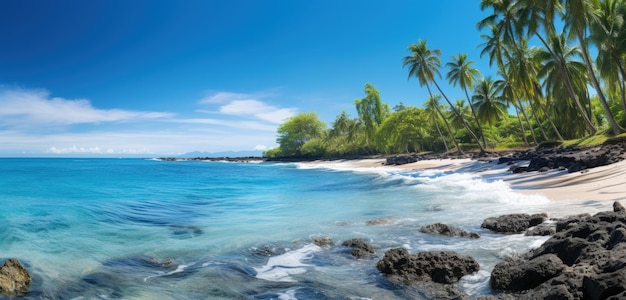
(577, 32, 622, 134)
(433, 117, 449, 152)
(616, 62, 626, 116)
(518, 102, 538, 145)
(463, 87, 487, 148)
(514, 105, 530, 147)
(432, 80, 486, 152)
(534, 94, 564, 141)
(526, 98, 549, 141)
(426, 84, 461, 154)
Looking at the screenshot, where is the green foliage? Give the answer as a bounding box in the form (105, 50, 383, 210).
(266, 1, 626, 158)
(377, 107, 427, 153)
(262, 147, 282, 158)
(276, 112, 326, 157)
(355, 83, 388, 147)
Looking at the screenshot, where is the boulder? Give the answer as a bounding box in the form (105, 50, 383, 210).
(376, 248, 479, 284)
(0, 259, 31, 297)
(525, 225, 556, 236)
(614, 201, 626, 213)
(486, 201, 626, 299)
(490, 254, 565, 292)
(481, 213, 547, 234)
(420, 223, 480, 239)
(341, 238, 375, 258)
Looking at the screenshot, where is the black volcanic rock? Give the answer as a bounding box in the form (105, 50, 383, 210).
(376, 248, 479, 284)
(341, 238, 375, 258)
(485, 201, 626, 299)
(481, 213, 547, 234)
(420, 223, 480, 239)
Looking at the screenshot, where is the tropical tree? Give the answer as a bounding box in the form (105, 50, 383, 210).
(479, 23, 533, 145)
(326, 111, 365, 156)
(424, 94, 452, 152)
(589, 0, 626, 124)
(564, 0, 622, 134)
(377, 107, 427, 153)
(473, 76, 507, 127)
(536, 31, 592, 138)
(275, 112, 326, 157)
(517, 0, 598, 133)
(403, 39, 485, 152)
(446, 53, 486, 147)
(355, 83, 388, 152)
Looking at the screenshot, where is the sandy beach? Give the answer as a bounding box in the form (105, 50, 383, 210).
(303, 157, 626, 204)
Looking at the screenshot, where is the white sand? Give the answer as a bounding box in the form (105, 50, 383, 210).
(303, 158, 626, 204)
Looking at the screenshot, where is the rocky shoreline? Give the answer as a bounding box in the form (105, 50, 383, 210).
(384, 139, 626, 175)
(340, 202, 626, 299)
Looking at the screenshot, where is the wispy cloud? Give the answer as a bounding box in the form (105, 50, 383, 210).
(173, 118, 278, 131)
(0, 88, 172, 126)
(0, 87, 283, 156)
(200, 90, 296, 124)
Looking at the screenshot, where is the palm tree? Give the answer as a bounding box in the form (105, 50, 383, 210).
(564, 0, 622, 134)
(515, 0, 597, 134)
(479, 23, 533, 145)
(424, 94, 456, 153)
(536, 31, 593, 137)
(446, 53, 486, 148)
(589, 0, 626, 120)
(505, 39, 550, 141)
(473, 76, 508, 127)
(500, 75, 536, 145)
(403, 39, 485, 152)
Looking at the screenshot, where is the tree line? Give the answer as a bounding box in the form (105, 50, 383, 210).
(265, 0, 626, 159)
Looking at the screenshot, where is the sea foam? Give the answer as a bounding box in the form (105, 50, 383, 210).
(254, 244, 322, 282)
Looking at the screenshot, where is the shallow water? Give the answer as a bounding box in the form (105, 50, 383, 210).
(0, 158, 612, 299)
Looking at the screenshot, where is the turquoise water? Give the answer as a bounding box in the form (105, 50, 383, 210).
(0, 158, 605, 299)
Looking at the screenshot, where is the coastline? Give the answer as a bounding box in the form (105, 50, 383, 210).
(300, 156, 626, 206)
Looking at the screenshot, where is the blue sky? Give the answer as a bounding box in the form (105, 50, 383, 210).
(0, 0, 497, 157)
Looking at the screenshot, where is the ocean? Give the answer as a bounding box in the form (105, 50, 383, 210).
(0, 158, 610, 299)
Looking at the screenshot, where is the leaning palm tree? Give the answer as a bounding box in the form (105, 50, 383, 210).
(479, 23, 533, 145)
(446, 53, 486, 148)
(514, 0, 597, 134)
(536, 31, 593, 137)
(403, 39, 485, 153)
(564, 0, 622, 134)
(505, 39, 550, 141)
(424, 94, 456, 153)
(589, 0, 626, 120)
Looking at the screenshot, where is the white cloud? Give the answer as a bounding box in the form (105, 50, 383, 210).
(200, 91, 297, 124)
(0, 88, 172, 126)
(199, 91, 257, 104)
(0, 87, 284, 156)
(218, 99, 296, 124)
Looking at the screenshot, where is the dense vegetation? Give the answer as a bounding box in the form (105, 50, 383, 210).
(264, 0, 626, 159)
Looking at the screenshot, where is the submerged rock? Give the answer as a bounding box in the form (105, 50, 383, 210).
(481, 213, 547, 234)
(376, 248, 479, 284)
(341, 238, 375, 258)
(313, 236, 334, 247)
(420, 223, 480, 239)
(366, 217, 397, 226)
(0, 258, 31, 297)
